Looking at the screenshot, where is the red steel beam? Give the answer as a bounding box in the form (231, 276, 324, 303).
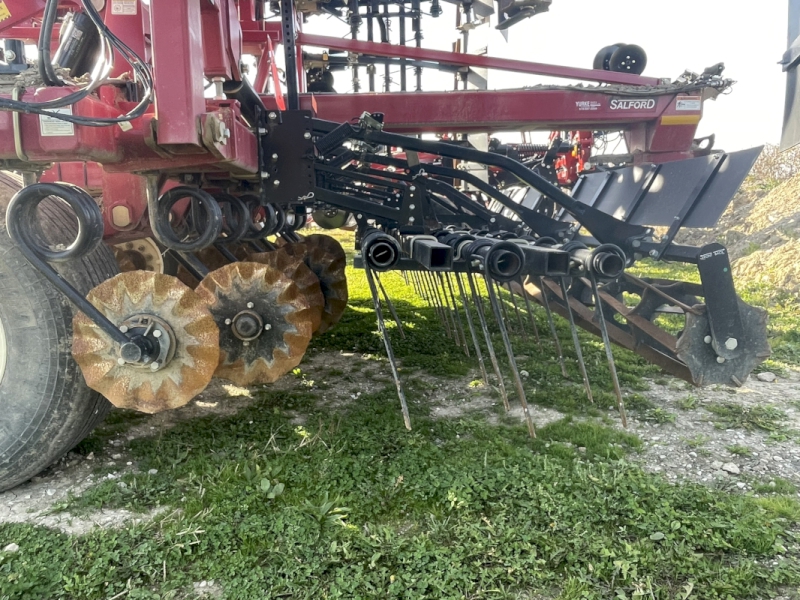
(297, 33, 662, 86)
(258, 89, 689, 134)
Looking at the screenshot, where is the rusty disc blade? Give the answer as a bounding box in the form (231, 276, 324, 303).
(249, 248, 325, 333)
(72, 272, 220, 413)
(281, 234, 349, 335)
(195, 262, 314, 386)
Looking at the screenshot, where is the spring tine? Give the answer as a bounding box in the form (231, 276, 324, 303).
(506, 283, 527, 340)
(365, 265, 412, 430)
(426, 271, 453, 338)
(518, 277, 542, 346)
(537, 276, 569, 379)
(455, 273, 489, 385)
(401, 270, 409, 286)
(558, 277, 593, 404)
(485, 274, 537, 438)
(436, 271, 460, 347)
(445, 273, 470, 357)
(412, 271, 424, 300)
(588, 272, 627, 427)
(439, 272, 462, 347)
(376, 272, 405, 339)
(494, 280, 512, 332)
(466, 271, 511, 412)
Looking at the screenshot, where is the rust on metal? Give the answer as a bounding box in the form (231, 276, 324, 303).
(72, 272, 220, 413)
(281, 234, 349, 335)
(195, 261, 314, 386)
(249, 248, 325, 333)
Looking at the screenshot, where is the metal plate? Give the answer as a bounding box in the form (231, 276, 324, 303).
(575, 147, 762, 228)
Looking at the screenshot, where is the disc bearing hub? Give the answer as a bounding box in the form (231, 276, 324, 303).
(117, 314, 176, 372)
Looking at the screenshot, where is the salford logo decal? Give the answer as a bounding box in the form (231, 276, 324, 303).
(609, 98, 657, 111)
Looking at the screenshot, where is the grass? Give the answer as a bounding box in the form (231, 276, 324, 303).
(706, 402, 788, 433)
(1, 231, 799, 599)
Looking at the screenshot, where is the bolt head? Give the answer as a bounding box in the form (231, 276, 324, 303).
(119, 325, 129, 333)
(269, 112, 277, 119)
(117, 358, 126, 366)
(409, 204, 415, 210)
(152, 330, 162, 339)
(273, 180, 280, 186)
(703, 335, 712, 344)
(724, 337, 738, 351)
(716, 356, 726, 364)
(247, 302, 255, 309)
(225, 318, 232, 325)
(272, 153, 279, 160)
(304, 132, 311, 139)
(649, 250, 659, 258)
(243, 341, 250, 347)
(150, 362, 160, 371)
(264, 324, 272, 331)
(408, 217, 415, 223)
(409, 186, 416, 192)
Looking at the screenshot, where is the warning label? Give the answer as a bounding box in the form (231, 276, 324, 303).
(676, 96, 702, 111)
(39, 108, 76, 137)
(111, 0, 138, 15)
(0, 1, 12, 23)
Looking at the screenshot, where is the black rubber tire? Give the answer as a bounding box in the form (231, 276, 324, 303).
(0, 186, 119, 492)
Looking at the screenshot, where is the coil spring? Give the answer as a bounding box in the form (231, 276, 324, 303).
(5, 182, 130, 346)
(149, 186, 223, 252)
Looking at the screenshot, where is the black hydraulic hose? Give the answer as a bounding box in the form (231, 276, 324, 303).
(39, 0, 64, 86)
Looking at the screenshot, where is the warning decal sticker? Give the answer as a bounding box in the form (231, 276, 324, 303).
(0, 1, 12, 23)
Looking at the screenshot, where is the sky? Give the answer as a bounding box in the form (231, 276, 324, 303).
(304, 0, 790, 152)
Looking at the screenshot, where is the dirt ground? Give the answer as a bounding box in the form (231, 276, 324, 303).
(2, 346, 799, 537)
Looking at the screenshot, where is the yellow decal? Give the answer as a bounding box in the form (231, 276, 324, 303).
(660, 115, 702, 126)
(0, 1, 12, 23)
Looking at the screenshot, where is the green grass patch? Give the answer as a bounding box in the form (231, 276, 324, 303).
(706, 402, 788, 433)
(3, 385, 799, 599)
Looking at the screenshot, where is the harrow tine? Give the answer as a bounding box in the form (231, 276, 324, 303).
(558, 277, 594, 404)
(466, 271, 511, 411)
(424, 271, 452, 337)
(365, 265, 412, 430)
(494, 279, 513, 333)
(485, 274, 537, 438)
(445, 273, 470, 357)
(440, 272, 468, 354)
(518, 277, 542, 346)
(506, 283, 527, 340)
(537, 276, 569, 379)
(455, 273, 489, 385)
(376, 272, 405, 339)
(588, 272, 628, 427)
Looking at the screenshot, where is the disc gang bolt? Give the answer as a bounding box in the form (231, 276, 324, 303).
(264, 324, 272, 331)
(150, 362, 160, 371)
(153, 330, 162, 339)
(247, 302, 254, 309)
(119, 325, 129, 333)
(225, 318, 232, 325)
